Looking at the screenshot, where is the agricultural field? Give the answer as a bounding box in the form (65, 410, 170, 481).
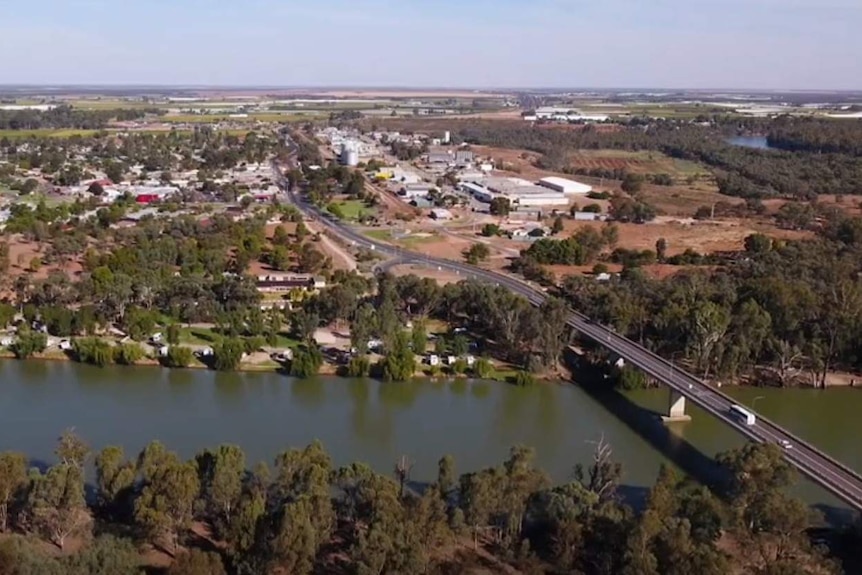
(0, 128, 101, 139)
(567, 149, 709, 178)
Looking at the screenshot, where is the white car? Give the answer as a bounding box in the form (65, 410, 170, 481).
(779, 440, 793, 450)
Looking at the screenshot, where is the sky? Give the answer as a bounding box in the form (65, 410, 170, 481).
(1, 0, 860, 90)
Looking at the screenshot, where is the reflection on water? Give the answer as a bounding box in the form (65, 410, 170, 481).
(0, 360, 859, 510)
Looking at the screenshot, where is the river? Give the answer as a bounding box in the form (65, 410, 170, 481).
(0, 360, 858, 513)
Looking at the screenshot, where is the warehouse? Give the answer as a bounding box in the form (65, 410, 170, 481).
(538, 176, 593, 195)
(504, 188, 570, 207)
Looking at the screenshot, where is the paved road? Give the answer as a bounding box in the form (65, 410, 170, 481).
(274, 145, 862, 510)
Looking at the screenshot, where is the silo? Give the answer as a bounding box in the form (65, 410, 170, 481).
(340, 142, 360, 167)
(443, 131, 451, 144)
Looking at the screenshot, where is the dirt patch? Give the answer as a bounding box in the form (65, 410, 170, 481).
(562, 219, 813, 255)
(389, 263, 467, 285)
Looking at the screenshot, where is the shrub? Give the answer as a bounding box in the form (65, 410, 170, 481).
(113, 343, 144, 366)
(213, 338, 246, 371)
(346, 355, 371, 378)
(10, 329, 47, 359)
(472, 357, 493, 379)
(72, 337, 114, 367)
(290, 345, 324, 378)
(513, 370, 536, 387)
(165, 346, 194, 368)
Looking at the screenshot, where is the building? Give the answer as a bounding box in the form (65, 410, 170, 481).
(256, 274, 326, 293)
(430, 208, 453, 220)
(538, 176, 593, 195)
(399, 183, 435, 199)
(459, 182, 494, 202)
(534, 107, 610, 122)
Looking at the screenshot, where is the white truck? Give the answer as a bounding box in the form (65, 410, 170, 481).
(729, 404, 756, 426)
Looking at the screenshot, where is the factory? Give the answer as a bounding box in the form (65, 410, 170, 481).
(459, 177, 571, 207)
(537, 176, 593, 195)
(531, 107, 610, 122)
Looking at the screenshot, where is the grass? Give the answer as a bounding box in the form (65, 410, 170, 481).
(0, 129, 100, 139)
(568, 148, 712, 178)
(177, 326, 302, 349)
(334, 200, 375, 221)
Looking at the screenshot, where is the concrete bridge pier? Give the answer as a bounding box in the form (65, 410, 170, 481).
(662, 389, 692, 423)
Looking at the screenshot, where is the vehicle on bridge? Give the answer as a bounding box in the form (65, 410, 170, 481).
(729, 404, 756, 426)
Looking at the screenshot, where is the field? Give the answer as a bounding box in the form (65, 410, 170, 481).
(0, 129, 100, 139)
(331, 200, 375, 221)
(561, 218, 813, 255)
(158, 113, 313, 123)
(567, 149, 709, 178)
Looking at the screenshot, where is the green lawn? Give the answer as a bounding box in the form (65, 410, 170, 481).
(177, 326, 302, 349)
(336, 200, 375, 220)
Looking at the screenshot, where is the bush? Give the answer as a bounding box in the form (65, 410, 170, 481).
(213, 338, 246, 371)
(513, 370, 536, 387)
(451, 358, 468, 375)
(582, 204, 603, 213)
(472, 357, 493, 379)
(346, 355, 371, 378)
(164, 346, 194, 368)
(586, 190, 611, 200)
(10, 329, 47, 359)
(72, 337, 115, 367)
(290, 345, 324, 378)
(113, 342, 144, 366)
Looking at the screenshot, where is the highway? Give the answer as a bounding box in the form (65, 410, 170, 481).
(274, 144, 862, 511)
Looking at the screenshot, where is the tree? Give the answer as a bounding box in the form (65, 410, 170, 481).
(481, 223, 501, 237)
(72, 337, 115, 367)
(382, 330, 415, 382)
(411, 319, 428, 354)
(28, 257, 40, 273)
(164, 346, 194, 368)
(26, 463, 91, 550)
(213, 338, 245, 371)
(621, 173, 645, 193)
(87, 182, 105, 196)
(463, 243, 490, 265)
(11, 327, 47, 359)
(94, 446, 135, 517)
(290, 345, 324, 378)
(350, 303, 377, 354)
(134, 455, 200, 554)
(114, 343, 144, 365)
(551, 216, 565, 235)
(166, 323, 182, 345)
(489, 196, 511, 217)
(196, 445, 245, 537)
(166, 549, 227, 575)
(0, 453, 27, 533)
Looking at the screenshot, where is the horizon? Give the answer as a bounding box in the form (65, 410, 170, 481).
(2, 0, 860, 91)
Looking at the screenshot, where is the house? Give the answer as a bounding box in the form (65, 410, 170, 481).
(157, 345, 170, 357)
(428, 354, 441, 366)
(446, 355, 457, 366)
(430, 208, 453, 220)
(255, 274, 325, 293)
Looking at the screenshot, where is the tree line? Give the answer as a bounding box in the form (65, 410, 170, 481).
(445, 118, 862, 200)
(0, 105, 159, 131)
(0, 431, 843, 574)
(557, 213, 862, 387)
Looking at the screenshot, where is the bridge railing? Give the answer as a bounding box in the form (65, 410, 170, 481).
(576, 315, 862, 486)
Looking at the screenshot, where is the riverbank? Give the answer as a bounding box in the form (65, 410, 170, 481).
(0, 348, 541, 385)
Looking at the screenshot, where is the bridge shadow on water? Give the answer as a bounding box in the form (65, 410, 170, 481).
(565, 353, 856, 527)
(567, 358, 729, 500)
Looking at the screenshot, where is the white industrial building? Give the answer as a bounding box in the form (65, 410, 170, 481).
(460, 178, 570, 207)
(399, 183, 435, 199)
(533, 107, 610, 122)
(538, 176, 593, 195)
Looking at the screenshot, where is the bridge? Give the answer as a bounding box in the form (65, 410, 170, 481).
(273, 152, 862, 511)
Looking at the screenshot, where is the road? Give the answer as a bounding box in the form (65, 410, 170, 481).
(274, 139, 862, 511)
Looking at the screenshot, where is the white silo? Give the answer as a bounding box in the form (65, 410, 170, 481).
(340, 142, 360, 167)
(443, 131, 451, 144)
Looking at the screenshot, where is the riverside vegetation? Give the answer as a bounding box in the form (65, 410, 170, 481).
(0, 430, 852, 575)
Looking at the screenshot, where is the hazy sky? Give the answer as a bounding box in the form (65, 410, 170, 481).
(1, 0, 860, 89)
